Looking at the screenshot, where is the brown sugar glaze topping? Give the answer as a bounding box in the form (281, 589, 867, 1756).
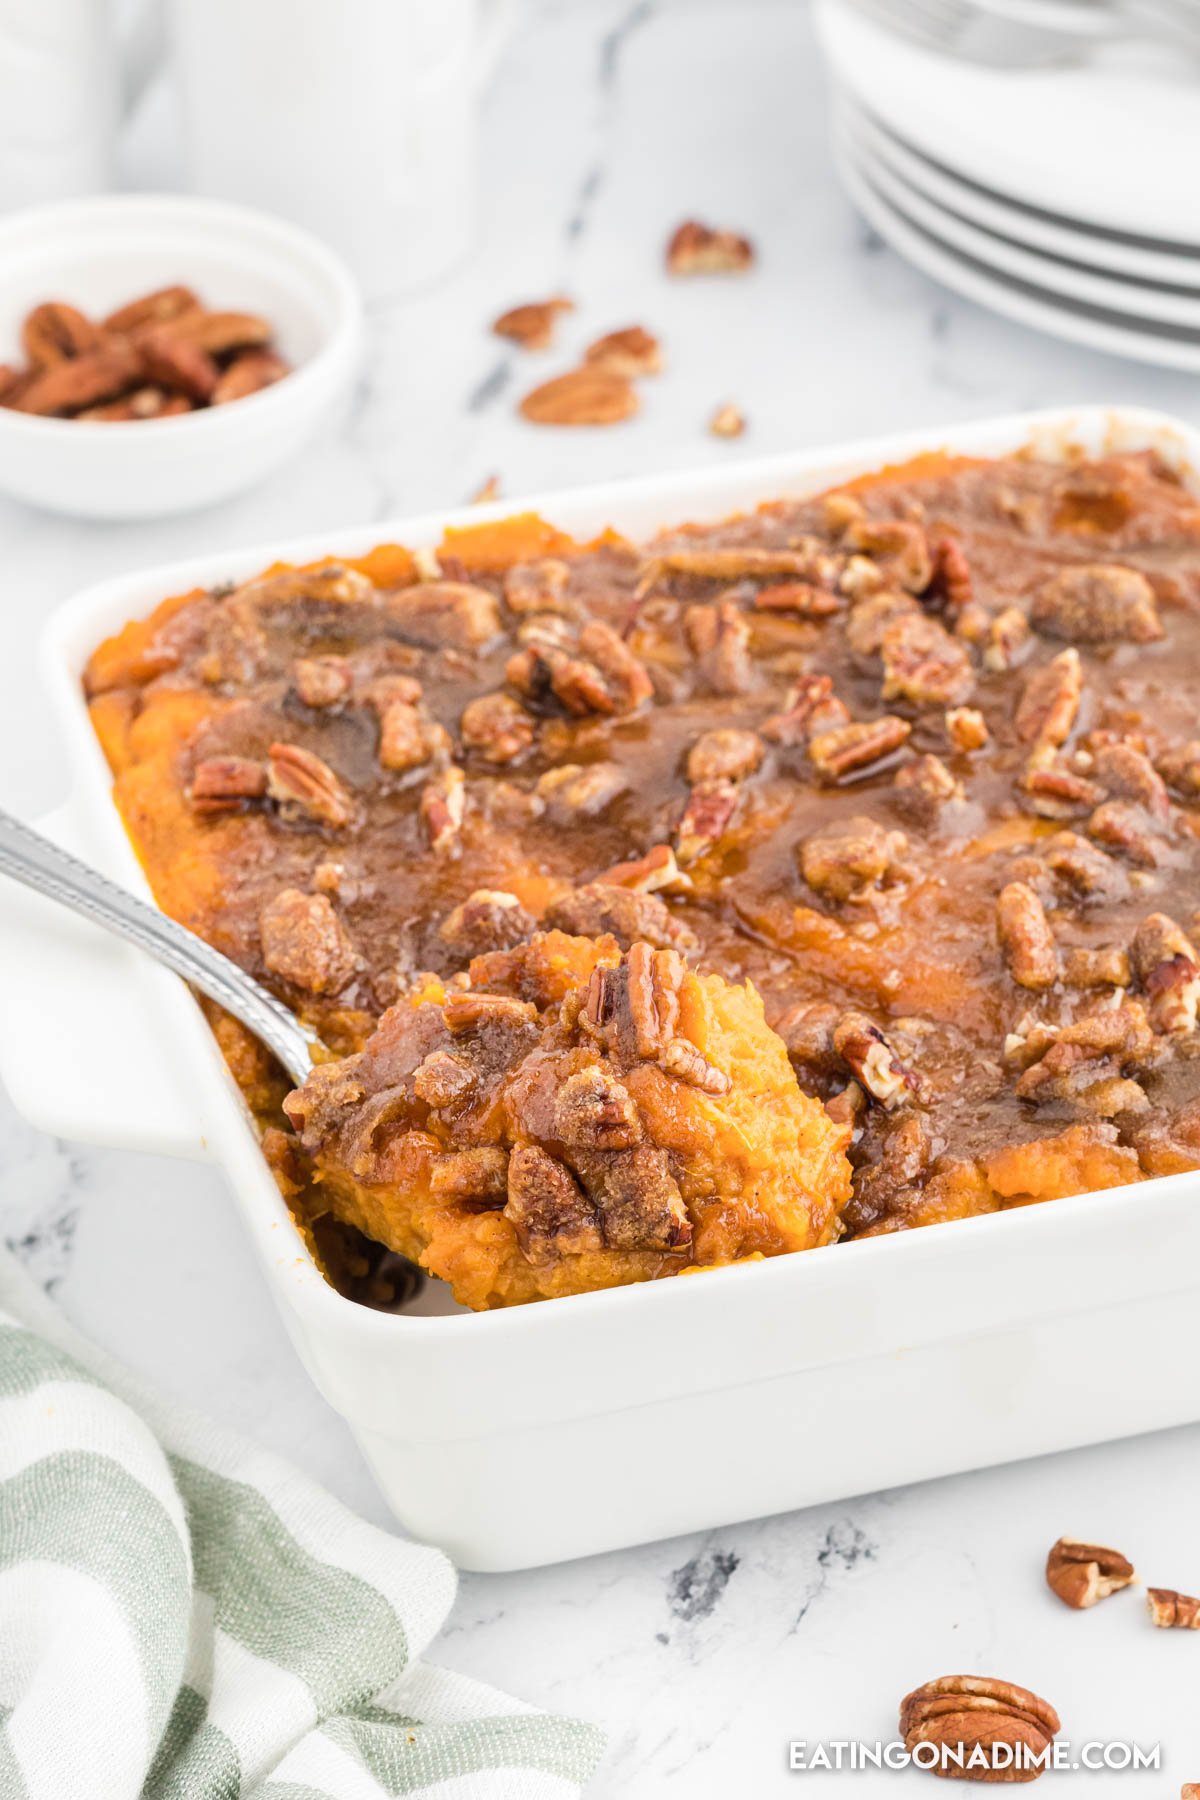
(84, 445, 1200, 1305)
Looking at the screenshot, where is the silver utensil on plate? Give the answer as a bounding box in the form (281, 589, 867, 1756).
(842, 0, 1200, 66)
(0, 806, 316, 1085)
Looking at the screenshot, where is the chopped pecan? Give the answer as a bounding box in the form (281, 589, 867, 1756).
(552, 1067, 643, 1148)
(595, 843, 691, 894)
(808, 715, 911, 782)
(442, 990, 537, 1033)
(413, 1052, 479, 1111)
(385, 581, 502, 650)
(101, 285, 198, 335)
(1062, 946, 1131, 989)
(839, 554, 886, 599)
(544, 883, 696, 952)
(267, 742, 356, 828)
(762, 674, 845, 746)
(1045, 1537, 1135, 1610)
(800, 815, 906, 903)
(928, 534, 973, 612)
(842, 517, 931, 592)
(1147, 1588, 1200, 1629)
(212, 349, 289, 404)
(535, 761, 630, 821)
(900, 1675, 1060, 1780)
(503, 559, 571, 615)
(709, 402, 745, 438)
(22, 301, 100, 368)
(893, 754, 963, 817)
(686, 727, 765, 784)
(945, 706, 988, 752)
(238, 564, 377, 612)
(1015, 649, 1082, 749)
(137, 327, 218, 401)
(378, 701, 446, 773)
(846, 589, 921, 659)
(584, 325, 662, 376)
(997, 882, 1058, 989)
(675, 779, 739, 863)
(1155, 739, 1200, 798)
(492, 296, 574, 349)
(259, 888, 357, 994)
(832, 1012, 912, 1107)
(774, 1001, 843, 1082)
(420, 765, 466, 851)
(519, 366, 638, 426)
(665, 218, 755, 275)
(1031, 563, 1164, 644)
(753, 580, 840, 617)
(293, 655, 353, 709)
(660, 546, 825, 582)
(659, 1035, 731, 1094)
(592, 1144, 692, 1250)
(1131, 912, 1200, 1035)
(1012, 1002, 1157, 1114)
(880, 614, 974, 708)
(684, 599, 754, 696)
(578, 619, 653, 711)
(460, 691, 537, 764)
(1093, 742, 1171, 820)
(190, 755, 267, 813)
(1021, 764, 1104, 821)
(438, 890, 536, 960)
(470, 474, 501, 505)
(1087, 800, 1167, 867)
(504, 1145, 602, 1261)
(429, 1145, 508, 1202)
(982, 605, 1033, 672)
(15, 339, 142, 416)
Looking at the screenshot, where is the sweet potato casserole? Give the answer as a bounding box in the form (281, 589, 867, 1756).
(85, 445, 1200, 1309)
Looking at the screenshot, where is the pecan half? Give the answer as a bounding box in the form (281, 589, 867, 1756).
(997, 882, 1058, 990)
(1087, 800, 1167, 868)
(843, 517, 931, 593)
(808, 716, 912, 782)
(438, 890, 535, 960)
(584, 325, 662, 376)
(846, 589, 920, 658)
(101, 285, 198, 335)
(1032, 563, 1164, 645)
(1093, 742, 1171, 820)
(267, 742, 356, 828)
(519, 366, 638, 426)
(660, 545, 826, 582)
(190, 755, 267, 812)
(535, 761, 630, 821)
(1015, 650, 1082, 749)
(800, 815, 906, 904)
(212, 349, 289, 404)
(982, 606, 1033, 673)
(900, 1675, 1060, 1783)
(675, 780, 739, 864)
(684, 599, 754, 696)
(492, 296, 574, 349)
(1147, 1588, 1200, 1629)
(504, 1144, 603, 1261)
(259, 889, 357, 994)
(709, 402, 745, 438)
(753, 580, 840, 617)
(578, 619, 654, 711)
(460, 691, 537, 764)
(881, 614, 975, 708)
(420, 765, 466, 851)
(386, 581, 502, 650)
(832, 1012, 912, 1107)
(15, 339, 142, 416)
(165, 309, 273, 356)
(22, 301, 100, 368)
(137, 327, 218, 401)
(1020, 764, 1104, 821)
(1131, 913, 1200, 1035)
(686, 727, 764, 784)
(665, 219, 755, 275)
(1045, 1537, 1135, 1610)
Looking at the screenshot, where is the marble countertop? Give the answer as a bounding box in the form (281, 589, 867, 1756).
(3, 0, 1200, 1790)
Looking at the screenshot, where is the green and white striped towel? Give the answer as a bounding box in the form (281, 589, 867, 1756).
(0, 1248, 604, 1800)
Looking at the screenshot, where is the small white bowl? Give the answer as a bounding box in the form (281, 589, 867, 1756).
(0, 194, 363, 519)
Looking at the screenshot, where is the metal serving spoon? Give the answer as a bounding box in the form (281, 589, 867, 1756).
(0, 805, 316, 1086)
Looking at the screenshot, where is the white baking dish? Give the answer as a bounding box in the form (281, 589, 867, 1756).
(4, 404, 1200, 1572)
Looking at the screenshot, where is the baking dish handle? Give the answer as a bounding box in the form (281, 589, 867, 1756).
(0, 801, 209, 1160)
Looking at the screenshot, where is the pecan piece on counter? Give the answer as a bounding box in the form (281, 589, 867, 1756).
(1031, 563, 1164, 645)
(1131, 912, 1200, 1035)
(535, 761, 630, 822)
(101, 284, 198, 335)
(15, 339, 142, 416)
(675, 779, 739, 864)
(519, 366, 639, 426)
(842, 516, 932, 593)
(1093, 742, 1171, 820)
(997, 882, 1058, 990)
(378, 700, 447, 774)
(460, 691, 537, 764)
(22, 301, 100, 367)
(945, 706, 988, 752)
(1061, 946, 1131, 989)
(584, 325, 662, 376)
(684, 599, 755, 696)
(1045, 1537, 1136, 1610)
(708, 402, 746, 439)
(492, 295, 574, 349)
(438, 890, 536, 960)
(808, 715, 912, 783)
(800, 815, 907, 904)
(1015, 649, 1082, 749)
(832, 1011, 913, 1108)
(545, 882, 696, 953)
(1147, 1588, 1200, 1629)
(212, 348, 289, 404)
(899, 1674, 1060, 1782)
(137, 326, 218, 402)
(595, 843, 691, 895)
(385, 581, 502, 650)
(266, 742, 357, 829)
(880, 613, 975, 708)
(504, 1145, 603, 1261)
(502, 558, 572, 616)
(293, 654, 353, 709)
(190, 755, 267, 813)
(665, 218, 755, 275)
(428, 1145, 508, 1202)
(259, 889, 357, 994)
(981, 605, 1033, 673)
(752, 580, 841, 617)
(686, 727, 765, 785)
(552, 1067, 643, 1149)
(419, 765, 466, 852)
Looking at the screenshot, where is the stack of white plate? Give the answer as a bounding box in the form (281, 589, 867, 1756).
(814, 0, 1200, 370)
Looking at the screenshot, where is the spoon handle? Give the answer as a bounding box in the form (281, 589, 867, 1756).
(0, 806, 315, 1085)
